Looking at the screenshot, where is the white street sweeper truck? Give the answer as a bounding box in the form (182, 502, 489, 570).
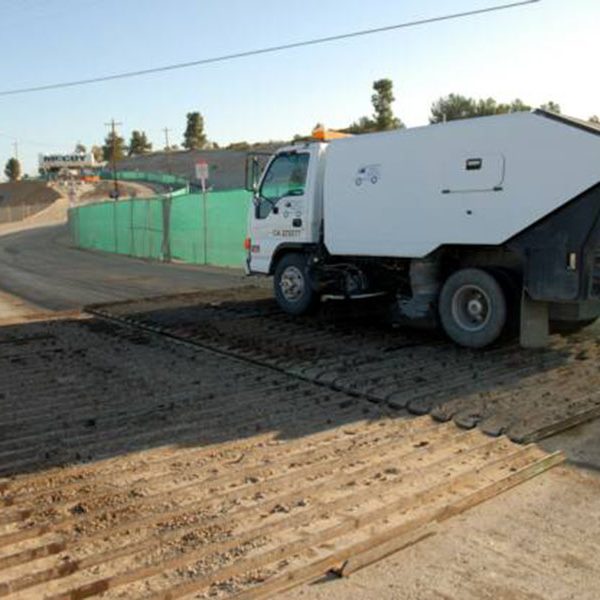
(244, 110, 600, 349)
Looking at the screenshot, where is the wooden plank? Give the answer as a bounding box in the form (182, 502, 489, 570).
(0, 420, 460, 549)
(147, 514, 437, 600)
(511, 404, 600, 444)
(334, 524, 438, 577)
(436, 450, 565, 521)
(8, 442, 558, 600)
(230, 451, 563, 600)
(6, 430, 484, 595)
(1, 416, 439, 516)
(0, 540, 65, 571)
(1, 403, 362, 503)
(231, 515, 436, 600)
(116, 442, 525, 600)
(0, 383, 368, 492)
(0, 508, 30, 525)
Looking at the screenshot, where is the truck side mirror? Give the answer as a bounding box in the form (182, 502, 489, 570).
(253, 195, 261, 219)
(245, 155, 260, 192)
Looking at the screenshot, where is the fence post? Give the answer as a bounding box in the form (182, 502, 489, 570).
(130, 200, 135, 257)
(112, 201, 118, 253)
(202, 191, 208, 265)
(161, 195, 172, 262)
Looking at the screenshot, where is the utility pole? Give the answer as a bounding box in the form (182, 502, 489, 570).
(163, 127, 172, 176)
(104, 119, 122, 200)
(12, 141, 19, 161)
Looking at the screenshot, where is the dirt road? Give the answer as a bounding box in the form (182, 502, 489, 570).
(0, 225, 253, 310)
(1, 223, 599, 597)
(0, 308, 577, 599)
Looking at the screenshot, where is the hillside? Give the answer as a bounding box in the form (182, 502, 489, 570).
(0, 181, 61, 223)
(116, 146, 280, 191)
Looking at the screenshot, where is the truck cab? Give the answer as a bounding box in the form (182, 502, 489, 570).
(246, 143, 325, 275)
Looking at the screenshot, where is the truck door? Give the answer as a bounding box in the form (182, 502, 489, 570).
(249, 151, 311, 273)
(441, 153, 506, 194)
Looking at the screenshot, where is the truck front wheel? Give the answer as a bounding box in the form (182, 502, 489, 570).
(439, 268, 507, 348)
(273, 253, 319, 315)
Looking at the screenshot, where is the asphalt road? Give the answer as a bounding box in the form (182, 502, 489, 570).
(0, 224, 256, 311)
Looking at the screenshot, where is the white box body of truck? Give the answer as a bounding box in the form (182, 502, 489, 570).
(245, 111, 600, 348)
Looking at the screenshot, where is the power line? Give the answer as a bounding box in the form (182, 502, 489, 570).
(0, 1, 540, 97)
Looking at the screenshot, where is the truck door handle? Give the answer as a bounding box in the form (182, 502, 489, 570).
(292, 218, 302, 228)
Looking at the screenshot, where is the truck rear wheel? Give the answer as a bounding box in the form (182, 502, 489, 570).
(439, 268, 507, 348)
(273, 253, 319, 315)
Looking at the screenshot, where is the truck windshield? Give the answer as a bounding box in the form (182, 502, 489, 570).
(258, 153, 309, 217)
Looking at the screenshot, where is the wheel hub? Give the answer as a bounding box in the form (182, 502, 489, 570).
(467, 298, 485, 318)
(452, 284, 491, 332)
(280, 266, 305, 302)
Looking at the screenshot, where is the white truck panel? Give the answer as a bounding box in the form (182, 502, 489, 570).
(323, 112, 600, 257)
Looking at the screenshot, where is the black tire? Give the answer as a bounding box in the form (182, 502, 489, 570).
(439, 268, 507, 348)
(551, 317, 598, 335)
(273, 253, 319, 316)
(486, 267, 521, 335)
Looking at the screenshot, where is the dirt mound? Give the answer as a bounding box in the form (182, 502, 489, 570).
(0, 181, 61, 223)
(0, 196, 69, 236)
(79, 180, 156, 203)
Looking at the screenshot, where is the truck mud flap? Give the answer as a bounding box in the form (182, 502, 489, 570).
(520, 290, 549, 348)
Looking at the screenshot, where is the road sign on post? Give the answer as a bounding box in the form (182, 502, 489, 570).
(195, 160, 209, 264)
(195, 160, 209, 192)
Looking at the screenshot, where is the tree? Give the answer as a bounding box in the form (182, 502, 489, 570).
(345, 79, 404, 134)
(372, 79, 403, 130)
(74, 142, 87, 154)
(183, 112, 207, 150)
(507, 98, 532, 113)
(102, 131, 126, 162)
(588, 115, 599, 124)
(128, 130, 152, 156)
(430, 94, 477, 123)
(345, 116, 376, 135)
(540, 101, 561, 113)
(430, 94, 532, 123)
(475, 97, 503, 117)
(4, 158, 21, 181)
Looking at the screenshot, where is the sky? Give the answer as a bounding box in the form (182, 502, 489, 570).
(0, 0, 599, 176)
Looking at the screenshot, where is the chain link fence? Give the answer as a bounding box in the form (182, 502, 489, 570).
(68, 189, 251, 268)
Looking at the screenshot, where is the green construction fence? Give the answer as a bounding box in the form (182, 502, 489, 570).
(99, 170, 190, 188)
(69, 190, 252, 268)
